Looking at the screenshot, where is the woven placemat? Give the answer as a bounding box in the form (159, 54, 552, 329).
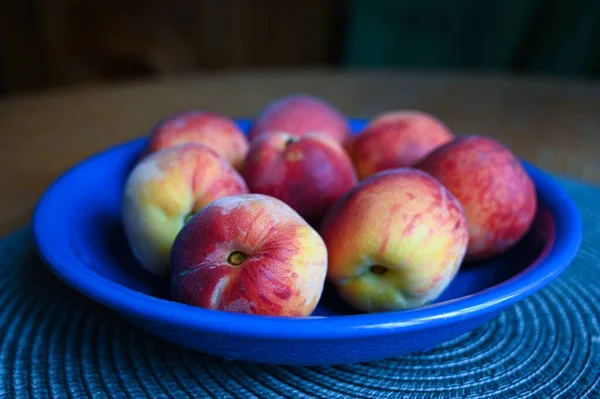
(1, 176, 599, 399)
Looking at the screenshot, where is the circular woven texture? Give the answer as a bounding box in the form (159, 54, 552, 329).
(2, 177, 599, 398)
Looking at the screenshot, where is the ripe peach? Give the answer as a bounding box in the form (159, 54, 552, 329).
(249, 94, 350, 144)
(319, 168, 468, 313)
(350, 111, 454, 180)
(142, 110, 249, 171)
(170, 194, 328, 316)
(242, 132, 358, 226)
(418, 136, 537, 262)
(122, 143, 249, 276)
(342, 135, 355, 156)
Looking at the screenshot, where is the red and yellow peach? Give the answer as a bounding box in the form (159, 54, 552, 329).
(170, 194, 328, 316)
(249, 94, 350, 144)
(122, 143, 249, 276)
(349, 111, 454, 180)
(418, 136, 537, 261)
(142, 110, 249, 171)
(319, 168, 469, 312)
(242, 132, 358, 226)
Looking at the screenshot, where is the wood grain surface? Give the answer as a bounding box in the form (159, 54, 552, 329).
(1, 70, 599, 237)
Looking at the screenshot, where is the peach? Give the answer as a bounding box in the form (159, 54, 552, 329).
(342, 134, 355, 156)
(170, 194, 328, 316)
(142, 110, 249, 171)
(350, 111, 454, 180)
(249, 94, 350, 144)
(319, 168, 468, 312)
(242, 132, 358, 226)
(122, 143, 249, 276)
(418, 136, 537, 262)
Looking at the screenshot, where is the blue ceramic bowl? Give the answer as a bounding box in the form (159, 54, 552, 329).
(33, 119, 582, 366)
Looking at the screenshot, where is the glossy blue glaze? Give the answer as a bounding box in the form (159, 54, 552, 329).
(32, 119, 582, 365)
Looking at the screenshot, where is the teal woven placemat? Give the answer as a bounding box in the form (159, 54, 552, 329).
(1, 176, 599, 398)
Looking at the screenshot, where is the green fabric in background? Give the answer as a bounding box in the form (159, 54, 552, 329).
(342, 0, 600, 78)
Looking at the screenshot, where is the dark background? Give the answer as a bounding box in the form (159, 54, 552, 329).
(2, 0, 600, 96)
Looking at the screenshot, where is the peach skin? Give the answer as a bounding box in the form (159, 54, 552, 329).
(418, 136, 537, 262)
(142, 110, 249, 171)
(249, 94, 350, 144)
(319, 168, 469, 313)
(242, 132, 358, 226)
(170, 194, 328, 317)
(350, 110, 454, 180)
(122, 143, 249, 276)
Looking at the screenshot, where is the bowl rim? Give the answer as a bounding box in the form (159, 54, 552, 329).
(32, 119, 583, 340)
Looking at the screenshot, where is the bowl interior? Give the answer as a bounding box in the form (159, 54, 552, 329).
(61, 121, 556, 318)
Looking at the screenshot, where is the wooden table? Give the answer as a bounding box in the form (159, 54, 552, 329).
(1, 70, 599, 237)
